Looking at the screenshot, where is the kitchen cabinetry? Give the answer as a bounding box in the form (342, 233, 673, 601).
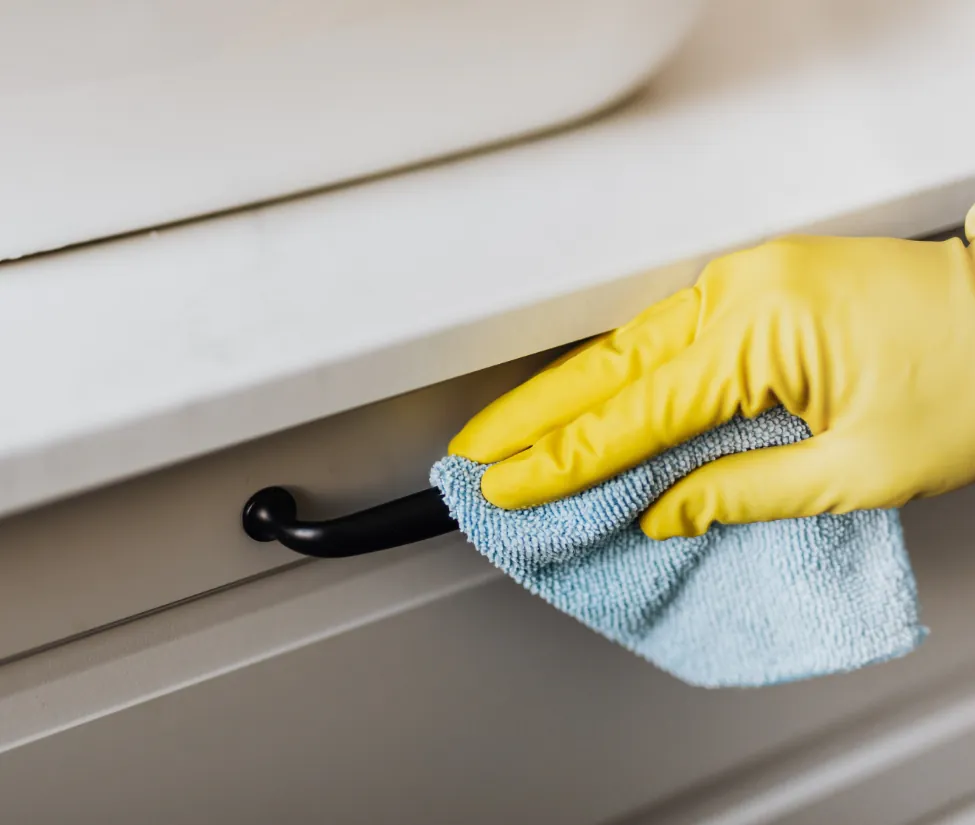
(2, 342, 975, 824)
(3, 0, 975, 820)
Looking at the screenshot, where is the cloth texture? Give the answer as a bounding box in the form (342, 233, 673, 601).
(431, 407, 925, 688)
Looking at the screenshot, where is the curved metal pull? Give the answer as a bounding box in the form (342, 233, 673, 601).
(241, 486, 458, 558)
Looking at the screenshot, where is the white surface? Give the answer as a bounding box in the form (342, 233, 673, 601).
(0, 0, 702, 260)
(2, 0, 975, 519)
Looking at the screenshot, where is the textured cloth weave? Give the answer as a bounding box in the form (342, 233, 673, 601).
(431, 407, 925, 687)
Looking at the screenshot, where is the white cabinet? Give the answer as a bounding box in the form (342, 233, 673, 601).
(1, 344, 975, 824)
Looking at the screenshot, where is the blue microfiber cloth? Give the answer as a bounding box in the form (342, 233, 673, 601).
(431, 407, 925, 688)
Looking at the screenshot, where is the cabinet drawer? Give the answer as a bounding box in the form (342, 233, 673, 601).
(0, 352, 550, 663)
(2, 484, 975, 825)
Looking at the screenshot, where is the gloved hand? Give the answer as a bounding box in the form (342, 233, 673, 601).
(449, 212, 975, 539)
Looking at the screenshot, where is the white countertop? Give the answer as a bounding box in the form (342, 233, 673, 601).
(2, 0, 974, 519)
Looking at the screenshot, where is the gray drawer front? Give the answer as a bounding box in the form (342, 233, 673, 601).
(3, 486, 975, 825)
(0, 352, 549, 662)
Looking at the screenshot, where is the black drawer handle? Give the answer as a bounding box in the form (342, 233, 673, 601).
(241, 486, 459, 558)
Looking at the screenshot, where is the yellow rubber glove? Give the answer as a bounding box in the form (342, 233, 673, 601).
(449, 212, 975, 539)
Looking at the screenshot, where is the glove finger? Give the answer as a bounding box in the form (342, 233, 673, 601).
(639, 434, 850, 539)
(481, 325, 769, 509)
(533, 334, 611, 376)
(449, 287, 701, 464)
